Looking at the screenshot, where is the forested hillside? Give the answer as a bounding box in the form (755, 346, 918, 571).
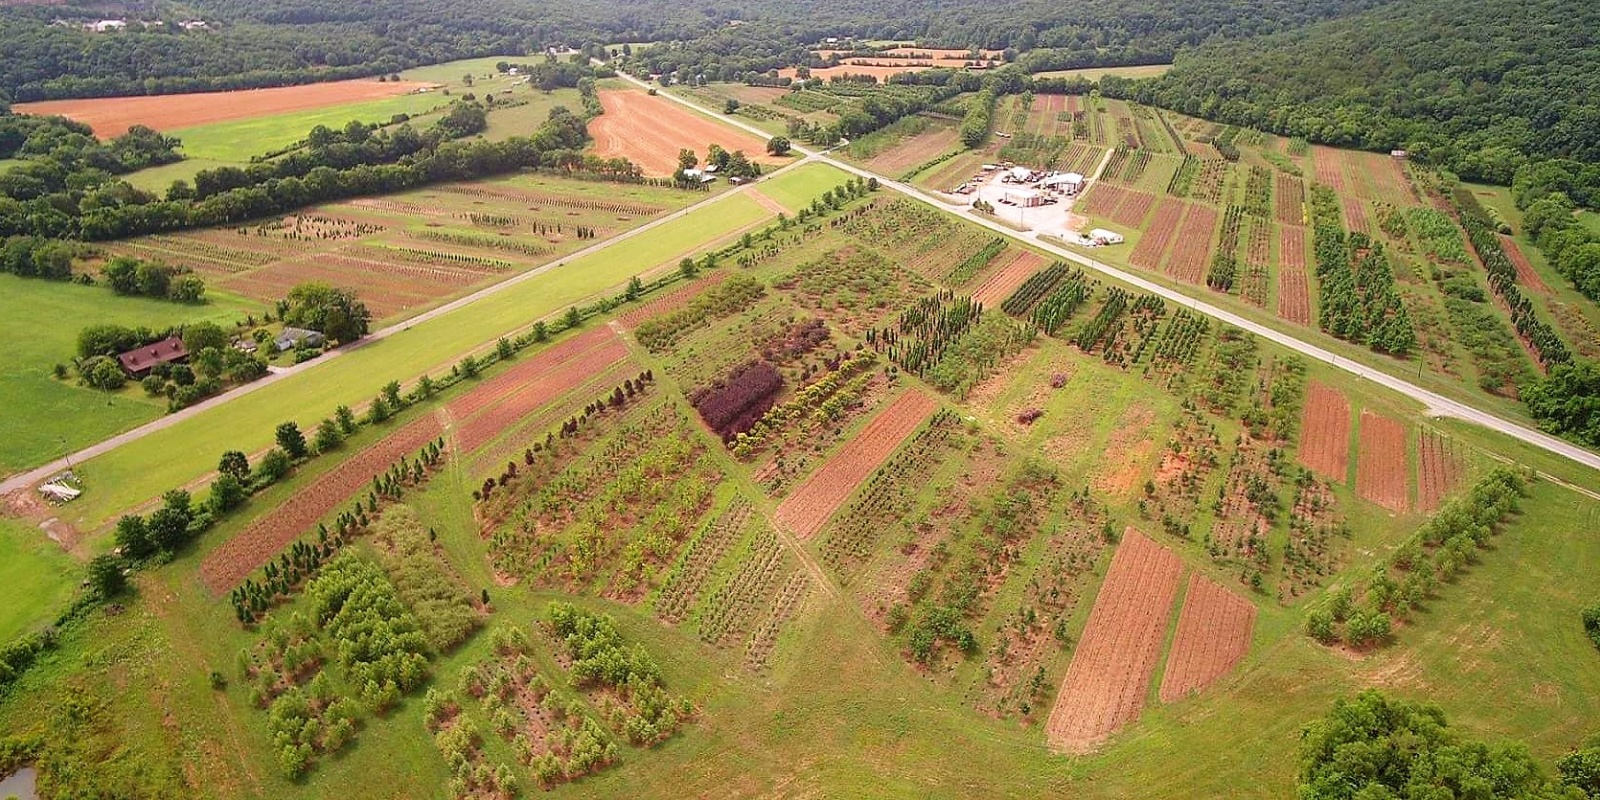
(0, 0, 1385, 100)
(1147, 0, 1600, 184)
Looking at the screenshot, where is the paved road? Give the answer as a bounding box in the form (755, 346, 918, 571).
(0, 171, 805, 495)
(625, 72, 1600, 477)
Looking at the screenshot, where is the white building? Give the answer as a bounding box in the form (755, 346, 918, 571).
(1089, 228, 1125, 245)
(1004, 188, 1047, 207)
(1042, 172, 1086, 194)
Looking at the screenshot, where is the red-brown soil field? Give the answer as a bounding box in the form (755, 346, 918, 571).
(1416, 429, 1468, 511)
(1045, 528, 1183, 754)
(1356, 410, 1411, 513)
(1297, 380, 1351, 479)
(1158, 574, 1257, 702)
(1275, 174, 1305, 225)
(1130, 197, 1184, 270)
(864, 127, 961, 175)
(1312, 146, 1345, 190)
(1165, 203, 1217, 284)
(447, 327, 629, 453)
(589, 90, 778, 176)
(1277, 225, 1311, 325)
(971, 250, 1047, 305)
(774, 389, 938, 539)
(1500, 235, 1550, 295)
(199, 412, 444, 593)
(15, 79, 437, 136)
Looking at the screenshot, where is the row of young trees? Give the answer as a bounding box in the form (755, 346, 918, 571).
(0, 104, 594, 241)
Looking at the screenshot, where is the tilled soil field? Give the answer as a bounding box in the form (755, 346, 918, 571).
(773, 389, 938, 539)
(1044, 528, 1183, 753)
(1355, 410, 1410, 513)
(1158, 574, 1256, 702)
(1296, 380, 1351, 479)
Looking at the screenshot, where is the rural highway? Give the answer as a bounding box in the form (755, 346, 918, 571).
(0, 164, 811, 495)
(622, 71, 1600, 477)
(8, 78, 1598, 498)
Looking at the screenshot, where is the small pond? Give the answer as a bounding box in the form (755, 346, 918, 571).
(0, 766, 38, 800)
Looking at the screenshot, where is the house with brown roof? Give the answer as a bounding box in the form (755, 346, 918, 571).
(117, 336, 189, 378)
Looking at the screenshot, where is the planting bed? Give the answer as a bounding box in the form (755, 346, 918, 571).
(1276, 225, 1311, 325)
(451, 329, 630, 454)
(1355, 410, 1410, 513)
(590, 89, 778, 176)
(1416, 429, 1468, 512)
(1158, 574, 1256, 702)
(971, 250, 1048, 306)
(1311, 147, 1344, 190)
(1165, 204, 1217, 285)
(1044, 529, 1183, 754)
(1296, 381, 1351, 480)
(1499, 235, 1550, 295)
(1129, 198, 1184, 271)
(773, 389, 939, 539)
(199, 412, 444, 593)
(1274, 174, 1305, 226)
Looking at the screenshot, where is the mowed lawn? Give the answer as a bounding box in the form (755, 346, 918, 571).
(756, 161, 851, 213)
(0, 517, 78, 642)
(66, 191, 775, 529)
(0, 275, 261, 472)
(170, 93, 452, 162)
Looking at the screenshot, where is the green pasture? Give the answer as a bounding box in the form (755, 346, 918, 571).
(65, 191, 774, 530)
(0, 275, 262, 473)
(1037, 64, 1173, 81)
(755, 161, 851, 212)
(0, 517, 78, 642)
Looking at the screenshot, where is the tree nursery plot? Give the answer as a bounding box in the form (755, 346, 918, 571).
(4, 24, 1600, 800)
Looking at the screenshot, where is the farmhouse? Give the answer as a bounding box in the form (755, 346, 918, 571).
(274, 327, 326, 352)
(117, 336, 189, 378)
(681, 168, 717, 184)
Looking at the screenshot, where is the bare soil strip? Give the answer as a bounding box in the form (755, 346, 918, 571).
(1045, 528, 1183, 753)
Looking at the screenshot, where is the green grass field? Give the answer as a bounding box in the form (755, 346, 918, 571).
(64, 190, 775, 529)
(118, 56, 546, 185)
(1037, 64, 1174, 81)
(1579, 209, 1600, 236)
(0, 517, 78, 642)
(0, 275, 262, 472)
(756, 161, 851, 212)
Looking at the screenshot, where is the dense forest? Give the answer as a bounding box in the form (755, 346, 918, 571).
(0, 0, 1384, 100)
(1145, 0, 1600, 184)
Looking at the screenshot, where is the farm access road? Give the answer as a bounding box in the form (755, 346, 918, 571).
(0, 171, 805, 495)
(623, 70, 1600, 478)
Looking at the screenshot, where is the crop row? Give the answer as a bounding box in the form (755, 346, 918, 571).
(818, 409, 959, 573)
(410, 229, 555, 257)
(1000, 262, 1069, 315)
(1030, 269, 1094, 335)
(653, 502, 754, 624)
(697, 525, 790, 647)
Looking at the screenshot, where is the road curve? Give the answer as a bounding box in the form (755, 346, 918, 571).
(620, 70, 1600, 476)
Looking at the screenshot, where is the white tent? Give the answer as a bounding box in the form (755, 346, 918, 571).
(39, 483, 80, 502)
(1042, 172, 1085, 188)
(1089, 228, 1125, 244)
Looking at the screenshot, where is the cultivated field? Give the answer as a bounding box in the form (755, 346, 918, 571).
(1045, 529, 1183, 753)
(590, 89, 781, 175)
(107, 174, 691, 321)
(1159, 574, 1256, 702)
(8, 93, 1600, 800)
(14, 79, 438, 137)
(1298, 380, 1352, 479)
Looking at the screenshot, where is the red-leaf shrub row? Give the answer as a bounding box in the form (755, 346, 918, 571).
(761, 318, 831, 364)
(691, 360, 785, 439)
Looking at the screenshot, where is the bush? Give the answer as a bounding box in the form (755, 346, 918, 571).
(253, 448, 293, 486)
(1583, 601, 1600, 651)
